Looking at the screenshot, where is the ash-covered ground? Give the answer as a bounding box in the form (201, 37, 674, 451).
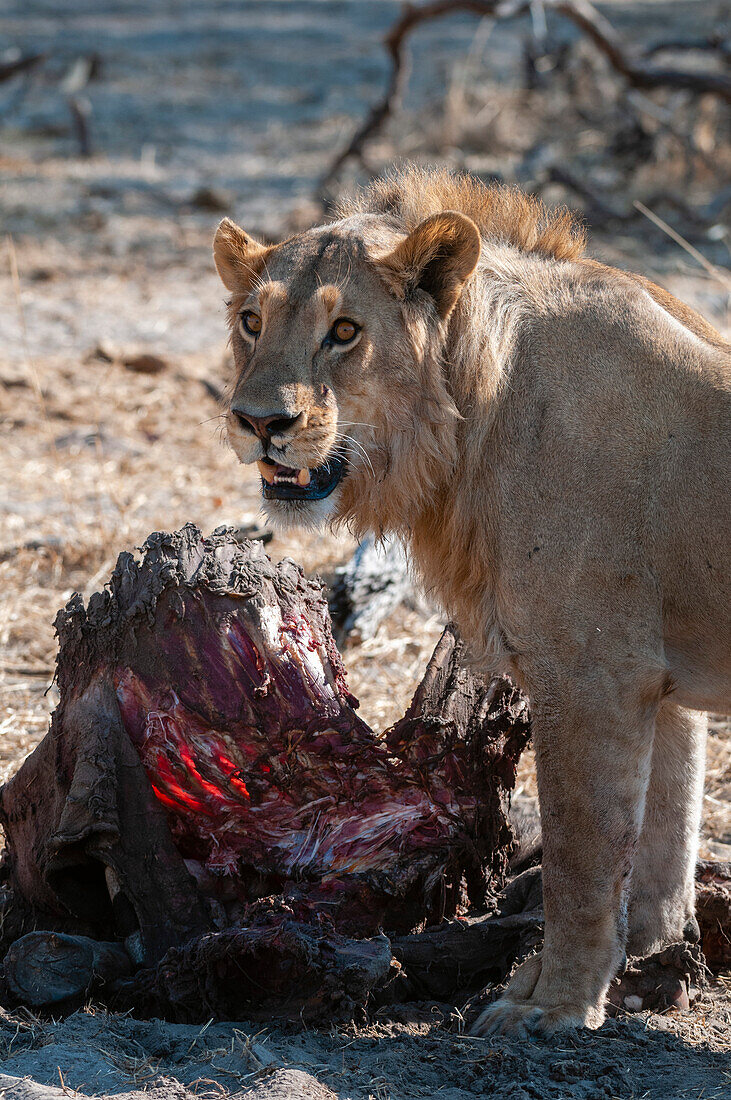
(1, 1004, 730, 1100)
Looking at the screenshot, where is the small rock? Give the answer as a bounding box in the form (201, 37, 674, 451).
(190, 185, 233, 212)
(123, 352, 168, 375)
(650, 1015, 676, 1032)
(241, 1068, 337, 1099)
(550, 1059, 583, 1082)
(250, 1042, 278, 1068)
(502, 1086, 532, 1100)
(28, 267, 54, 282)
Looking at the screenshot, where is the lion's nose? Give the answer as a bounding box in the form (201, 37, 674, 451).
(232, 409, 303, 440)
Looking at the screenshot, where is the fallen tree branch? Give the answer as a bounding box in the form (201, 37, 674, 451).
(318, 0, 731, 199)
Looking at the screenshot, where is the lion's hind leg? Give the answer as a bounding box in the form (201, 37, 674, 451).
(627, 702, 706, 956)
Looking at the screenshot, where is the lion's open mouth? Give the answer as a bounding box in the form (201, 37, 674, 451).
(256, 455, 347, 501)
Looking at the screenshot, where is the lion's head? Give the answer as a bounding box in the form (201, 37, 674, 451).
(213, 198, 481, 535)
(214, 166, 587, 536)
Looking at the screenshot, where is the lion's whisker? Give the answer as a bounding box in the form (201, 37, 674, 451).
(334, 432, 375, 477)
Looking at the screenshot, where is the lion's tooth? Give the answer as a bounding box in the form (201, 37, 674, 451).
(257, 460, 276, 485)
(297, 468, 311, 487)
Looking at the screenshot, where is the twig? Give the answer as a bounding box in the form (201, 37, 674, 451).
(0, 53, 45, 85)
(68, 96, 92, 158)
(633, 201, 731, 294)
(62, 57, 96, 157)
(318, 0, 731, 200)
(643, 35, 730, 61)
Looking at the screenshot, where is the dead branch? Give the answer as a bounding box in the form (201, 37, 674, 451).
(318, 0, 504, 198)
(552, 1, 730, 100)
(61, 57, 97, 158)
(318, 0, 731, 200)
(0, 53, 45, 85)
(643, 35, 730, 62)
(68, 97, 92, 158)
(328, 536, 417, 645)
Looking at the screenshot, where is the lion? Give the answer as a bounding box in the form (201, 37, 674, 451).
(213, 165, 730, 1037)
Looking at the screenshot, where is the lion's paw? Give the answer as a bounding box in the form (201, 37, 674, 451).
(471, 998, 592, 1039)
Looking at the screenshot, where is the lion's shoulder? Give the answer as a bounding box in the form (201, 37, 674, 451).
(515, 255, 729, 366)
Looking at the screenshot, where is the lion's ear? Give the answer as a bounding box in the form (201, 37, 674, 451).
(213, 218, 270, 292)
(378, 211, 481, 319)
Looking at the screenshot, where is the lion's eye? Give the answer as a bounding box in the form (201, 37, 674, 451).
(240, 310, 262, 337)
(329, 318, 359, 345)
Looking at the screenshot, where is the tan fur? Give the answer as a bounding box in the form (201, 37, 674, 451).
(338, 165, 587, 262)
(214, 165, 731, 1036)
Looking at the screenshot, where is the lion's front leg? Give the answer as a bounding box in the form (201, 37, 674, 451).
(473, 663, 657, 1038)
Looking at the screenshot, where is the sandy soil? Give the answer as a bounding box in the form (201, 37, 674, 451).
(1, 2, 729, 1097)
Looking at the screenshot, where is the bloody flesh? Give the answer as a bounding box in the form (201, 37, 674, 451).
(111, 578, 529, 934)
(0, 525, 529, 960)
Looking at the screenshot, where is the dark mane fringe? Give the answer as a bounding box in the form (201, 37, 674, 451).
(337, 164, 587, 262)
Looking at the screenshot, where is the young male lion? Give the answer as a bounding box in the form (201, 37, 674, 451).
(213, 166, 730, 1037)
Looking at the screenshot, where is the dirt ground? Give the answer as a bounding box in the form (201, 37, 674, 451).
(1, 1, 730, 1097)
(1, 1000, 731, 1100)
